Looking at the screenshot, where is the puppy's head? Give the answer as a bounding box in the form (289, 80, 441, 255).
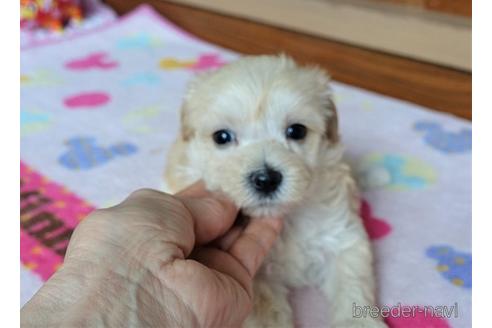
(180, 55, 339, 217)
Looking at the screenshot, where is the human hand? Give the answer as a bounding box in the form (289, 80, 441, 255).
(21, 182, 283, 327)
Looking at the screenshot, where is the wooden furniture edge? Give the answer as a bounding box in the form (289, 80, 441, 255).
(104, 0, 472, 120)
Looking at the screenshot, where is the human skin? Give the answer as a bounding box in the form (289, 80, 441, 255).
(20, 182, 283, 327)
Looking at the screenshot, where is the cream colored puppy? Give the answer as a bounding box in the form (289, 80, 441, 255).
(165, 55, 386, 328)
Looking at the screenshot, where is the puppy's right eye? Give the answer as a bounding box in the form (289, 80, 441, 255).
(286, 124, 307, 140)
(212, 129, 235, 145)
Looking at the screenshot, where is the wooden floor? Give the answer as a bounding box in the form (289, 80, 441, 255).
(105, 0, 471, 120)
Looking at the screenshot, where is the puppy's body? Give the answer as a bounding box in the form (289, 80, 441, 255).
(165, 55, 386, 327)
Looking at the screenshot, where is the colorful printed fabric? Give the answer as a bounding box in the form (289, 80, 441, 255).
(20, 162, 94, 281)
(20, 5, 471, 327)
(21, 0, 116, 48)
(21, 0, 83, 32)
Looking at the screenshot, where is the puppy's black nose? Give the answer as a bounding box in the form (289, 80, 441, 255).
(249, 166, 283, 195)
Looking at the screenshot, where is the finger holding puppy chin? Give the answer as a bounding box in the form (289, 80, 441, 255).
(175, 180, 240, 246)
(177, 180, 283, 255)
(177, 180, 284, 282)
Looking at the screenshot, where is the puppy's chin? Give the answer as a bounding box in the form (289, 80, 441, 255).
(240, 198, 298, 218)
(242, 205, 287, 219)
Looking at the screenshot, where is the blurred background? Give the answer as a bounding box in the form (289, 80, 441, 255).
(21, 0, 471, 119)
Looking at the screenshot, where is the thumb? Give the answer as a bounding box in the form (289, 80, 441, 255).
(176, 182, 238, 245)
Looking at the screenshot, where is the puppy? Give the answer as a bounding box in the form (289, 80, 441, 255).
(165, 55, 386, 328)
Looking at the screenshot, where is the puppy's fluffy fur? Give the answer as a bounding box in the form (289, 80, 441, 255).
(165, 55, 386, 327)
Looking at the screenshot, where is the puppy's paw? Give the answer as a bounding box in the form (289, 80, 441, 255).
(334, 318, 388, 328)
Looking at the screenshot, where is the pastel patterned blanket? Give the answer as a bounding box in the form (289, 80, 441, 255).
(20, 5, 471, 327)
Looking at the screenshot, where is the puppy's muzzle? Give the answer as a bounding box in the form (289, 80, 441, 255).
(248, 165, 283, 196)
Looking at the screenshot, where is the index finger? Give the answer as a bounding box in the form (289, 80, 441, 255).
(227, 217, 283, 278)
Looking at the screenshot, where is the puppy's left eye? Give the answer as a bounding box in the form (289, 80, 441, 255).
(286, 124, 307, 140)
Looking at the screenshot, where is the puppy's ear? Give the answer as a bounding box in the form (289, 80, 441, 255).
(180, 105, 194, 142)
(303, 65, 339, 143)
(180, 71, 215, 142)
(325, 98, 339, 143)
